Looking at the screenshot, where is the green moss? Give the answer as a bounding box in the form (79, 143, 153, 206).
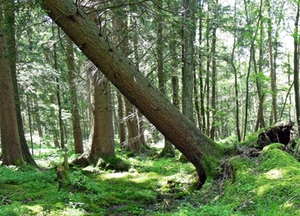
(202, 139, 224, 180)
(215, 143, 300, 215)
(14, 158, 25, 166)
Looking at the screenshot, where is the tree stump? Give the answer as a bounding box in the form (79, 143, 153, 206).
(257, 121, 295, 149)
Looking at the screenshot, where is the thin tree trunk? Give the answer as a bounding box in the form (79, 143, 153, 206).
(157, 0, 174, 158)
(210, 5, 217, 139)
(231, 12, 241, 142)
(66, 36, 84, 154)
(294, 3, 300, 135)
(52, 25, 65, 149)
(266, 0, 277, 123)
(255, 2, 265, 131)
(124, 98, 141, 151)
(42, 0, 222, 187)
(198, 0, 205, 131)
(205, 4, 211, 135)
(26, 95, 34, 155)
(117, 92, 126, 147)
(194, 71, 201, 128)
(243, 0, 261, 140)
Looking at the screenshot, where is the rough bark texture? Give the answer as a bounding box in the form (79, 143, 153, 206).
(0, 4, 24, 166)
(42, 0, 221, 186)
(89, 72, 115, 164)
(4, 0, 37, 166)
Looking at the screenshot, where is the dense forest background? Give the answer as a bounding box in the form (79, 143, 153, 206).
(7, 0, 299, 150)
(0, 0, 300, 215)
(0, 0, 298, 152)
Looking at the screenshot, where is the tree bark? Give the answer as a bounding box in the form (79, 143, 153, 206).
(89, 71, 115, 164)
(0, 4, 24, 166)
(66, 36, 84, 154)
(266, 0, 277, 123)
(52, 25, 65, 149)
(117, 92, 126, 147)
(4, 0, 37, 166)
(182, 0, 196, 123)
(157, 0, 175, 158)
(210, 2, 217, 140)
(294, 3, 300, 135)
(42, 0, 221, 186)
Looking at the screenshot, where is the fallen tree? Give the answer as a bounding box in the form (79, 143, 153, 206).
(41, 0, 222, 187)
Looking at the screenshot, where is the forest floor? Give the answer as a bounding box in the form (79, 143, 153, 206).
(1, 135, 300, 215)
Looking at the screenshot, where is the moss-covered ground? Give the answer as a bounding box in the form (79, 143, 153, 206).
(1, 138, 300, 215)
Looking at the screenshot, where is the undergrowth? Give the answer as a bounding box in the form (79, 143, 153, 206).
(1, 137, 300, 215)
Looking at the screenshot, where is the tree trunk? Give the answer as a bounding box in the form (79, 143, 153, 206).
(52, 25, 65, 149)
(231, 27, 241, 141)
(210, 5, 217, 140)
(66, 36, 84, 154)
(89, 71, 115, 164)
(198, 0, 205, 131)
(117, 92, 126, 147)
(205, 5, 211, 135)
(0, 4, 24, 166)
(294, 3, 300, 135)
(157, 0, 175, 158)
(266, 0, 277, 123)
(42, 0, 222, 186)
(255, 3, 266, 132)
(124, 98, 141, 151)
(182, 0, 196, 123)
(4, 0, 37, 166)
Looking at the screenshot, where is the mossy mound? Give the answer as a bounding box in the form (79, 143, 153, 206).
(192, 143, 300, 215)
(97, 156, 130, 172)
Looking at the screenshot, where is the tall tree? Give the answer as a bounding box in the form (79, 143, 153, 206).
(182, 0, 196, 123)
(89, 71, 115, 164)
(231, 0, 241, 142)
(294, 1, 300, 135)
(0, 2, 24, 166)
(266, 0, 277, 123)
(4, 0, 37, 166)
(210, 0, 218, 139)
(66, 36, 84, 154)
(156, 0, 175, 158)
(113, 0, 141, 152)
(242, 0, 261, 140)
(255, 0, 266, 131)
(198, 0, 206, 131)
(52, 25, 65, 148)
(42, 0, 222, 187)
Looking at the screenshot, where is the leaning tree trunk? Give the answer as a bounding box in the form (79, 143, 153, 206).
(42, 0, 222, 187)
